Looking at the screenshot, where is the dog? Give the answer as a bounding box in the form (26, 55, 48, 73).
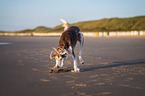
(50, 19, 84, 72)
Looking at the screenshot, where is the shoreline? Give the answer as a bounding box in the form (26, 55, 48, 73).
(0, 31, 145, 37)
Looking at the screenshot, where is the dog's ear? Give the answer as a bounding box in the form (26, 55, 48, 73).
(50, 51, 55, 59)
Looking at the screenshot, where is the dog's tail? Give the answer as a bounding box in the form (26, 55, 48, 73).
(60, 19, 69, 31)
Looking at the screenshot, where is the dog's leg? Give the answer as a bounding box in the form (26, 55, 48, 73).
(69, 46, 80, 72)
(78, 32, 84, 64)
(54, 58, 61, 68)
(60, 58, 65, 68)
(72, 52, 80, 72)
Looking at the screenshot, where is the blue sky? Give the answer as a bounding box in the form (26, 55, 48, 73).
(0, 0, 145, 31)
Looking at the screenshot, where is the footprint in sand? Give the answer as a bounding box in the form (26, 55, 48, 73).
(99, 74, 108, 76)
(63, 92, 92, 96)
(77, 92, 92, 96)
(124, 77, 134, 81)
(40, 79, 50, 82)
(66, 80, 75, 85)
(89, 75, 99, 78)
(118, 84, 144, 89)
(50, 76, 58, 80)
(32, 68, 40, 71)
(95, 82, 105, 85)
(97, 92, 112, 95)
(71, 83, 87, 90)
(118, 84, 130, 87)
(75, 83, 87, 87)
(66, 80, 75, 84)
(87, 79, 98, 83)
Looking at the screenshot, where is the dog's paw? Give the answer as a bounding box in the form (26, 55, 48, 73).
(54, 66, 59, 68)
(80, 61, 84, 64)
(71, 68, 80, 73)
(71, 70, 80, 73)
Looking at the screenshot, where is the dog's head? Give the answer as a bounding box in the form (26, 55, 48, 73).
(50, 47, 68, 67)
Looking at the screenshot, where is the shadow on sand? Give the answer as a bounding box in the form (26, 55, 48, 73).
(83, 58, 145, 72)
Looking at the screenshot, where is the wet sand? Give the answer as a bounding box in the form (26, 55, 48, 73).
(0, 36, 145, 96)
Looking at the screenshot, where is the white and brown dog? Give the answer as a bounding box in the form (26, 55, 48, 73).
(50, 19, 84, 72)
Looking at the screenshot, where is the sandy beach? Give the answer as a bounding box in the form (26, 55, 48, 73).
(0, 36, 145, 96)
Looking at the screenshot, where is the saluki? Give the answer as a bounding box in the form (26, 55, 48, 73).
(50, 19, 84, 72)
